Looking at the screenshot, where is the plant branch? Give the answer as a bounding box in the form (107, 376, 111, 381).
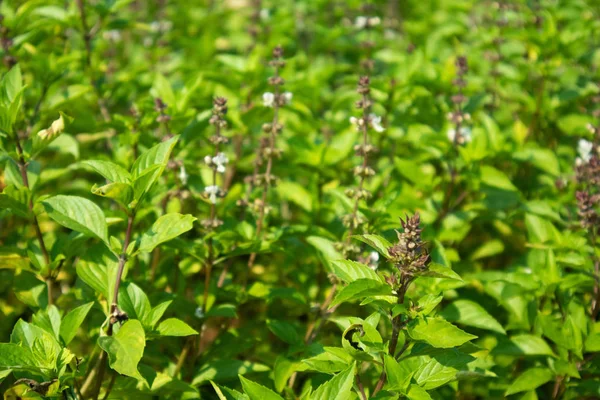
(15, 136, 53, 305)
(372, 276, 410, 396)
(88, 212, 135, 400)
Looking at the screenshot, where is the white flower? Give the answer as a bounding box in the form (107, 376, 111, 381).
(350, 116, 363, 130)
(283, 92, 293, 104)
(370, 251, 379, 262)
(212, 152, 229, 173)
(102, 30, 122, 42)
(263, 92, 275, 107)
(368, 251, 379, 270)
(178, 165, 188, 185)
(355, 16, 368, 29)
(578, 139, 593, 163)
(447, 127, 472, 145)
(369, 114, 385, 133)
(205, 185, 220, 204)
(150, 20, 173, 33)
(204, 155, 212, 165)
(194, 307, 205, 319)
(259, 8, 270, 21)
(355, 16, 380, 29)
(369, 17, 381, 26)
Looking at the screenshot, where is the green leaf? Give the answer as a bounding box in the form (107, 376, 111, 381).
(211, 381, 249, 400)
(79, 160, 131, 183)
(42, 195, 108, 245)
(60, 302, 94, 345)
(206, 304, 238, 318)
(310, 363, 356, 400)
(383, 354, 413, 393)
(131, 136, 179, 203)
(331, 260, 382, 283)
(330, 279, 392, 308)
(98, 320, 146, 382)
(411, 349, 474, 389)
(353, 234, 392, 258)
(0, 193, 29, 217)
(302, 347, 354, 374)
(239, 375, 284, 400)
(32, 306, 61, 339)
(1, 64, 22, 105)
(137, 213, 196, 253)
(440, 300, 506, 335)
(408, 318, 477, 348)
(407, 384, 432, 400)
(91, 182, 134, 208)
(418, 263, 462, 281)
(505, 367, 554, 396)
(148, 300, 172, 328)
(491, 334, 555, 357)
(267, 320, 302, 345)
(585, 332, 600, 352)
(0, 343, 38, 371)
(276, 181, 313, 211)
(192, 360, 270, 385)
(156, 318, 198, 336)
(119, 283, 151, 324)
(76, 245, 119, 301)
(273, 357, 305, 393)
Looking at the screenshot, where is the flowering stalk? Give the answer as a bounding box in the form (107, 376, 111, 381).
(485, 0, 508, 110)
(244, 45, 288, 283)
(373, 213, 431, 395)
(302, 76, 384, 350)
(343, 76, 382, 252)
(575, 115, 600, 319)
(438, 56, 471, 223)
(201, 97, 229, 311)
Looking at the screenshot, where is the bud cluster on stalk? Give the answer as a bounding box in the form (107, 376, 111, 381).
(201, 96, 230, 229)
(388, 213, 431, 276)
(238, 45, 287, 216)
(446, 56, 472, 146)
(574, 92, 600, 230)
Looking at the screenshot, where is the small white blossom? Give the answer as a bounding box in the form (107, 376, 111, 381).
(369, 114, 385, 133)
(350, 116, 364, 130)
(204, 155, 212, 165)
(263, 92, 275, 107)
(259, 8, 270, 21)
(194, 307, 205, 319)
(205, 185, 220, 204)
(103, 30, 122, 43)
(578, 139, 593, 163)
(355, 16, 380, 29)
(283, 92, 293, 104)
(369, 17, 381, 26)
(447, 127, 472, 145)
(212, 152, 229, 173)
(368, 251, 379, 270)
(150, 20, 173, 33)
(355, 16, 368, 29)
(178, 165, 188, 185)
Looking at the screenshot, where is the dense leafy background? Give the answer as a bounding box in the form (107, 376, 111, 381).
(1, 0, 600, 399)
